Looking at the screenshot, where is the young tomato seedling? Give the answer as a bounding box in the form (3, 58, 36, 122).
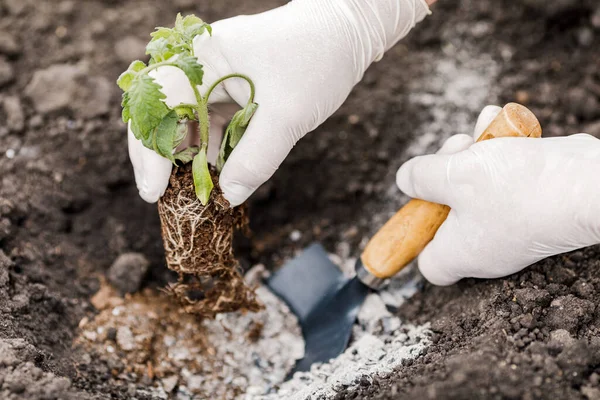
(117, 14, 262, 317)
(117, 13, 258, 205)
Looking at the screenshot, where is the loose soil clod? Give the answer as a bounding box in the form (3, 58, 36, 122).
(158, 163, 262, 317)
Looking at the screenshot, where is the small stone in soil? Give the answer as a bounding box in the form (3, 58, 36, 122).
(162, 375, 178, 393)
(116, 326, 135, 351)
(577, 27, 594, 47)
(3, 96, 25, 132)
(593, 6, 600, 28)
(513, 288, 551, 313)
(545, 295, 595, 333)
(0, 218, 12, 241)
(289, 230, 302, 241)
(57, 0, 75, 16)
(4, 0, 28, 14)
(0, 32, 19, 56)
(29, 114, 43, 128)
(107, 253, 149, 295)
(25, 63, 112, 117)
(548, 329, 576, 351)
(0, 56, 15, 86)
(0, 249, 12, 271)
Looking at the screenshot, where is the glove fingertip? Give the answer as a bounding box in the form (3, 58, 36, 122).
(436, 134, 474, 155)
(219, 179, 251, 207)
(138, 189, 161, 204)
(417, 247, 460, 286)
(473, 105, 502, 141)
(138, 146, 172, 204)
(396, 159, 418, 197)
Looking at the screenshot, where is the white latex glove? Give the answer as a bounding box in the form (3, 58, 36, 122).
(396, 106, 600, 286)
(128, 0, 431, 205)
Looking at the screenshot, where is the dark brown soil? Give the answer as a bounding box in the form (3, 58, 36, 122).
(158, 163, 260, 317)
(338, 245, 600, 400)
(1, 0, 599, 399)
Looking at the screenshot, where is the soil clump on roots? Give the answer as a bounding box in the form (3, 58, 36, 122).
(158, 163, 261, 317)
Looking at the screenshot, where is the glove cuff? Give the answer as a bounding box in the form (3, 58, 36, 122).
(335, 0, 431, 77)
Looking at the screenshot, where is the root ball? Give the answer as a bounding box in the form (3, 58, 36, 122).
(157, 163, 262, 317)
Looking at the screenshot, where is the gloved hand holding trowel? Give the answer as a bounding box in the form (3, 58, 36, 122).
(398, 106, 600, 286)
(128, 0, 600, 286)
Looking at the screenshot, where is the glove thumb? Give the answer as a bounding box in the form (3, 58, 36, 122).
(219, 109, 299, 206)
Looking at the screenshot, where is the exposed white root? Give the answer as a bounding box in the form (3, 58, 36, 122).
(158, 189, 233, 276)
(157, 170, 261, 317)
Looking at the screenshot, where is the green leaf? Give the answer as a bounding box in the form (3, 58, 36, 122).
(146, 37, 172, 62)
(116, 71, 135, 91)
(226, 102, 258, 148)
(174, 146, 199, 164)
(174, 13, 185, 33)
(187, 23, 209, 38)
(174, 105, 195, 120)
(141, 126, 156, 150)
(192, 147, 213, 205)
(227, 113, 246, 148)
(185, 22, 210, 38)
(184, 16, 207, 36)
(216, 128, 230, 172)
(117, 60, 152, 92)
(174, 55, 204, 86)
(182, 15, 204, 30)
(154, 110, 179, 163)
(173, 120, 188, 148)
(121, 92, 131, 123)
(216, 103, 259, 171)
(150, 27, 175, 41)
(240, 102, 258, 126)
(172, 14, 211, 40)
(128, 60, 146, 72)
(124, 74, 169, 140)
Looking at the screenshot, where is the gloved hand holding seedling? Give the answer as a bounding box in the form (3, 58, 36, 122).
(117, 14, 261, 317)
(118, 13, 257, 205)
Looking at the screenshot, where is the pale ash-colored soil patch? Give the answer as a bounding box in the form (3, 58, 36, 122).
(259, 258, 431, 400)
(264, 320, 430, 400)
(75, 270, 303, 400)
(75, 257, 431, 400)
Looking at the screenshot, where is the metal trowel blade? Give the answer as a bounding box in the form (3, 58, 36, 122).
(290, 275, 369, 375)
(267, 243, 371, 377)
(267, 243, 346, 324)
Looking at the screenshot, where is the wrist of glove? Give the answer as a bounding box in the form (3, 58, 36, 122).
(396, 105, 600, 286)
(325, 0, 431, 74)
(128, 0, 430, 206)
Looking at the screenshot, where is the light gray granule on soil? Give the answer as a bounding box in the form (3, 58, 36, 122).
(78, 265, 305, 400)
(255, 259, 431, 400)
(259, 322, 431, 400)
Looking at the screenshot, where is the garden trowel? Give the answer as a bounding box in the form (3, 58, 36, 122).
(267, 103, 542, 375)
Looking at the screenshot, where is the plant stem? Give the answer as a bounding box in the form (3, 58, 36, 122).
(192, 85, 210, 147)
(177, 103, 197, 109)
(142, 61, 255, 155)
(204, 73, 256, 106)
(140, 60, 173, 75)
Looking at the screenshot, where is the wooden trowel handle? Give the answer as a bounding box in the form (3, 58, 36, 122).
(360, 103, 542, 280)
